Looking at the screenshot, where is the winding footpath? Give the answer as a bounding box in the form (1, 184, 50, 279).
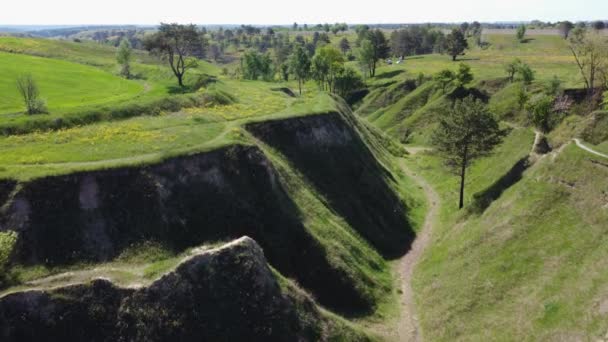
(395, 152, 440, 342)
(573, 138, 608, 159)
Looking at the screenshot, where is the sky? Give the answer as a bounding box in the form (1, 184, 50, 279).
(0, 0, 606, 25)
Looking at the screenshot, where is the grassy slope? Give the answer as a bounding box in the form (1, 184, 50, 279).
(0, 37, 219, 128)
(358, 34, 583, 145)
(0, 51, 143, 114)
(372, 34, 581, 88)
(411, 139, 608, 340)
(0, 80, 336, 181)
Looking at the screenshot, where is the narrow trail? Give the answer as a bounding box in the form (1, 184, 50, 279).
(573, 138, 608, 159)
(394, 149, 440, 342)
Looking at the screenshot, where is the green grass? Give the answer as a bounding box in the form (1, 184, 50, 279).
(0, 80, 333, 181)
(372, 34, 582, 88)
(0, 51, 143, 114)
(401, 120, 608, 340)
(0, 37, 221, 131)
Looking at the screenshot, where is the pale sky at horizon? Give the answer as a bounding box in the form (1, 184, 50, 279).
(0, 0, 606, 25)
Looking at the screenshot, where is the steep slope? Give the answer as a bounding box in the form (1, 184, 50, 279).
(0, 106, 418, 319)
(0, 237, 371, 342)
(409, 133, 608, 340)
(247, 112, 414, 258)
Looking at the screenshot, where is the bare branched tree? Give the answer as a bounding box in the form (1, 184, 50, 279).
(568, 27, 608, 98)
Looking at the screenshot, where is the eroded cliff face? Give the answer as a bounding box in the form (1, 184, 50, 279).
(247, 112, 414, 258)
(0, 237, 329, 342)
(0, 144, 369, 311)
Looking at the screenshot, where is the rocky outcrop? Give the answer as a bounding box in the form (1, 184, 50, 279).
(0, 237, 330, 342)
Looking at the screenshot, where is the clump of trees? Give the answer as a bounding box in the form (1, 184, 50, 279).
(311, 46, 344, 92)
(390, 26, 446, 57)
(288, 45, 310, 95)
(242, 51, 274, 81)
(434, 63, 474, 93)
(357, 29, 390, 77)
(504, 59, 535, 84)
(16, 74, 47, 115)
(116, 38, 133, 78)
(432, 96, 504, 209)
(144, 23, 207, 87)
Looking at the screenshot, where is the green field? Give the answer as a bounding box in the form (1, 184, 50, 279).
(0, 51, 143, 114)
(0, 28, 606, 341)
(372, 34, 581, 88)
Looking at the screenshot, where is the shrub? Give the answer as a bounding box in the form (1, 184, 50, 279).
(16, 74, 48, 115)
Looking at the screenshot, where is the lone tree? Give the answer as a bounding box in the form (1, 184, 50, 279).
(288, 45, 311, 95)
(16, 74, 47, 115)
(116, 38, 133, 78)
(144, 23, 204, 87)
(432, 96, 503, 209)
(568, 27, 608, 98)
(339, 37, 351, 55)
(558, 21, 574, 39)
(445, 28, 468, 61)
(592, 21, 606, 31)
(516, 25, 527, 42)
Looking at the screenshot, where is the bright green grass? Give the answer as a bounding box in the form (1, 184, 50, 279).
(0, 81, 335, 181)
(372, 34, 582, 88)
(411, 140, 608, 340)
(0, 37, 221, 128)
(0, 51, 143, 114)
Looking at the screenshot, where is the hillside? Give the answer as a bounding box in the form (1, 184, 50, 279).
(354, 32, 608, 340)
(0, 35, 430, 340)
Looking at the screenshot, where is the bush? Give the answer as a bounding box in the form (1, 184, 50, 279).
(0, 231, 18, 287)
(16, 74, 48, 115)
(334, 67, 365, 98)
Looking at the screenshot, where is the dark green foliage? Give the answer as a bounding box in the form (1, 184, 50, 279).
(358, 29, 389, 77)
(505, 58, 522, 82)
(445, 28, 468, 61)
(311, 45, 344, 92)
(241, 50, 274, 81)
(433, 96, 504, 208)
(288, 45, 311, 95)
(334, 67, 365, 98)
(339, 37, 350, 54)
(527, 95, 556, 133)
(518, 63, 535, 85)
(434, 69, 456, 93)
(390, 26, 446, 56)
(456, 63, 474, 86)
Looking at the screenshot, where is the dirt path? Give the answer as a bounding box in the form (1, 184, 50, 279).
(573, 138, 608, 159)
(393, 155, 440, 342)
